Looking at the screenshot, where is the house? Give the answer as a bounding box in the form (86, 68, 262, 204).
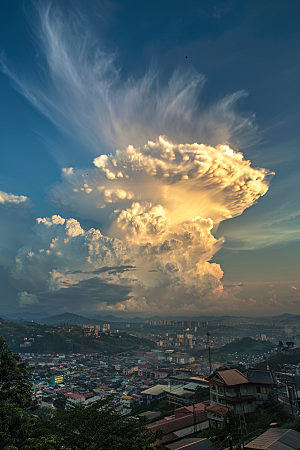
(67, 393, 86, 405)
(163, 382, 200, 406)
(206, 369, 276, 427)
(245, 369, 276, 404)
(205, 404, 232, 428)
(174, 402, 208, 418)
(120, 394, 133, 408)
(245, 428, 300, 449)
(147, 410, 209, 445)
(137, 369, 169, 379)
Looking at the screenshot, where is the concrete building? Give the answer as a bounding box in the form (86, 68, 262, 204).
(141, 385, 166, 404)
(206, 369, 276, 427)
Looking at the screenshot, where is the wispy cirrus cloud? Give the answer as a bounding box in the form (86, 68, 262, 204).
(1, 1, 260, 166)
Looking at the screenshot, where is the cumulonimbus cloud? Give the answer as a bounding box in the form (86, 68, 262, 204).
(11, 138, 271, 312)
(1, 2, 273, 313)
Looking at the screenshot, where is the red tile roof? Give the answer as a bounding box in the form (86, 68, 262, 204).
(206, 404, 231, 415)
(208, 369, 249, 386)
(147, 411, 208, 437)
(174, 402, 207, 418)
(67, 393, 85, 399)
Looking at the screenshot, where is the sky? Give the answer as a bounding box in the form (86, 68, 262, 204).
(0, 0, 299, 317)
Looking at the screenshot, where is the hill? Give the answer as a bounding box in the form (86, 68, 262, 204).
(204, 337, 275, 361)
(255, 347, 300, 372)
(36, 312, 107, 326)
(0, 316, 155, 354)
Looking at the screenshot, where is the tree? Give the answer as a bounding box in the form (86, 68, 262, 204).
(53, 395, 67, 411)
(0, 335, 37, 410)
(42, 398, 164, 450)
(0, 335, 38, 449)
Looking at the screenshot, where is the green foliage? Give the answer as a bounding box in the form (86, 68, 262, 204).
(0, 335, 39, 449)
(0, 335, 37, 409)
(0, 318, 154, 354)
(40, 399, 163, 449)
(281, 416, 300, 432)
(197, 396, 292, 447)
(0, 404, 39, 450)
(29, 406, 54, 420)
(129, 397, 174, 419)
(20, 436, 62, 450)
(53, 395, 67, 411)
(194, 386, 210, 403)
(255, 348, 300, 372)
(203, 337, 275, 361)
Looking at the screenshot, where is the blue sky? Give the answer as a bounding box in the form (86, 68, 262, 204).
(0, 0, 299, 317)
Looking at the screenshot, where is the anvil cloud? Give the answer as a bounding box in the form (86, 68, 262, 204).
(12, 138, 271, 312)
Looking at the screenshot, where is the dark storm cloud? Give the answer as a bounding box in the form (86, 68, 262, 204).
(35, 277, 133, 312)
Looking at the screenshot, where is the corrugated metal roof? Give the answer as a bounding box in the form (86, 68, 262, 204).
(166, 438, 218, 450)
(247, 370, 275, 385)
(141, 384, 166, 395)
(245, 428, 300, 450)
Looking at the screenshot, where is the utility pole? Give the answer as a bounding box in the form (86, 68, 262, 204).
(226, 412, 233, 450)
(193, 402, 196, 434)
(207, 323, 212, 374)
(80, 328, 84, 354)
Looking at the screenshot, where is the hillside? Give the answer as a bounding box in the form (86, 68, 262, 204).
(36, 312, 106, 326)
(205, 337, 275, 361)
(255, 347, 300, 372)
(0, 316, 155, 354)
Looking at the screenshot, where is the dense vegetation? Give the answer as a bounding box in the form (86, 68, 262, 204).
(0, 317, 155, 354)
(255, 347, 300, 371)
(204, 337, 275, 361)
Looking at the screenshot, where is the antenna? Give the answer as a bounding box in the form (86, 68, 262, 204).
(207, 322, 212, 374)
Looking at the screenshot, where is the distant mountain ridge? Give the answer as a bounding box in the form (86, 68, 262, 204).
(36, 313, 106, 326)
(2, 311, 300, 326)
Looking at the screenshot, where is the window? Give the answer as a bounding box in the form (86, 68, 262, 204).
(256, 386, 266, 394)
(234, 386, 240, 393)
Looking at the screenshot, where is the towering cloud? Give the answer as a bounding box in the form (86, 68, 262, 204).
(12, 138, 271, 312)
(0, 3, 272, 313)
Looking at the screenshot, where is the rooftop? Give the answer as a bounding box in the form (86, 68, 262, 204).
(246, 369, 275, 385)
(245, 428, 300, 450)
(208, 369, 249, 386)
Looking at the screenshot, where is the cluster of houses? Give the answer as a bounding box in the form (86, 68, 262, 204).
(24, 349, 300, 448)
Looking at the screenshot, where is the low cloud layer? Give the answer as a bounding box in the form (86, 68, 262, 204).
(0, 190, 33, 210)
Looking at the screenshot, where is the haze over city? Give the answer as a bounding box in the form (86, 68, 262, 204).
(1, 0, 300, 318)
